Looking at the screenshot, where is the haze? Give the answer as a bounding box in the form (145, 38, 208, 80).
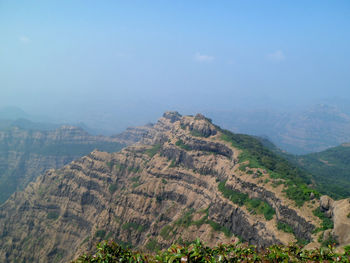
(1, 1, 350, 134)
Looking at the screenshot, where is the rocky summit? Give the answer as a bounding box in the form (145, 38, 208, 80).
(0, 112, 349, 263)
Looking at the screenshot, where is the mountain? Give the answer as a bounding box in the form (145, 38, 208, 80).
(208, 104, 350, 154)
(0, 107, 30, 120)
(0, 122, 150, 204)
(1, 112, 349, 262)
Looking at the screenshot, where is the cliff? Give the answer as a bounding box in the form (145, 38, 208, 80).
(0, 112, 348, 262)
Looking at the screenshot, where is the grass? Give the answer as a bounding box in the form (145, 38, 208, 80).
(220, 129, 318, 206)
(277, 221, 294, 234)
(109, 183, 118, 194)
(173, 208, 233, 237)
(95, 229, 106, 239)
(190, 129, 205, 137)
(145, 144, 162, 158)
(218, 181, 275, 220)
(175, 139, 191, 151)
(159, 225, 174, 240)
(122, 222, 146, 233)
(294, 145, 350, 199)
(313, 207, 334, 231)
(206, 220, 232, 237)
(145, 238, 161, 252)
(47, 211, 59, 220)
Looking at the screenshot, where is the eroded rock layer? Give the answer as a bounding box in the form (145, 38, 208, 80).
(0, 112, 336, 262)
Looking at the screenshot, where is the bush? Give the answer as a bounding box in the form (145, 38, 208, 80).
(277, 221, 294, 233)
(313, 208, 334, 230)
(145, 144, 161, 157)
(218, 181, 275, 220)
(73, 239, 350, 263)
(175, 139, 191, 151)
(47, 211, 59, 220)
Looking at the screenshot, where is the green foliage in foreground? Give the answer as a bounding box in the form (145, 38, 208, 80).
(220, 129, 318, 206)
(73, 239, 350, 263)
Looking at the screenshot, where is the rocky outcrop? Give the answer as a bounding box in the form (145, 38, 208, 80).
(332, 199, 350, 246)
(318, 195, 350, 246)
(0, 113, 326, 262)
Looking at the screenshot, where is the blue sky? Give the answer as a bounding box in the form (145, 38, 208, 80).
(0, 1, 349, 131)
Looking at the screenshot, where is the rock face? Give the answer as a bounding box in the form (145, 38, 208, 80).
(0, 125, 146, 204)
(317, 195, 350, 246)
(332, 199, 350, 246)
(0, 114, 330, 262)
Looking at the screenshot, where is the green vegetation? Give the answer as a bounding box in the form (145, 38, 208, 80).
(174, 208, 233, 237)
(206, 220, 232, 237)
(108, 183, 118, 194)
(74, 239, 350, 262)
(160, 225, 174, 240)
(220, 129, 318, 206)
(168, 159, 176, 168)
(294, 145, 350, 199)
(277, 221, 294, 234)
(313, 208, 334, 231)
(47, 211, 59, 220)
(122, 222, 146, 233)
(174, 209, 195, 228)
(161, 178, 167, 184)
(130, 176, 141, 188)
(145, 238, 161, 252)
(190, 129, 205, 137)
(175, 139, 191, 151)
(145, 144, 162, 157)
(114, 162, 126, 171)
(95, 230, 106, 239)
(218, 181, 275, 220)
(128, 166, 141, 173)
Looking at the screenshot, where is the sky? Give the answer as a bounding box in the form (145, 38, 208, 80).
(1, 1, 350, 133)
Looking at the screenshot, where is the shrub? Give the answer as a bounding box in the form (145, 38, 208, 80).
(175, 139, 191, 151)
(145, 144, 161, 157)
(218, 181, 275, 220)
(109, 183, 118, 194)
(47, 211, 59, 220)
(277, 221, 294, 233)
(73, 239, 350, 263)
(313, 207, 334, 230)
(95, 230, 106, 239)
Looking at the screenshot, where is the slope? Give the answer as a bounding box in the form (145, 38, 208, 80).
(0, 112, 345, 263)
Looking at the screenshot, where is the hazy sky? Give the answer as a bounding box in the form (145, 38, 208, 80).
(1, 1, 349, 131)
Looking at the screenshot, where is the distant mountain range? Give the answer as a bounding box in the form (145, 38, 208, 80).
(208, 104, 350, 154)
(0, 119, 150, 204)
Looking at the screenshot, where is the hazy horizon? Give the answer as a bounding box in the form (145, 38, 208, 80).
(1, 1, 349, 133)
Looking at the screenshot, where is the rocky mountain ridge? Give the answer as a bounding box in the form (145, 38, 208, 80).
(0, 112, 349, 262)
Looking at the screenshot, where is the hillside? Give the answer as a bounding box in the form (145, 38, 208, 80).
(0, 112, 349, 262)
(0, 122, 150, 204)
(295, 144, 350, 199)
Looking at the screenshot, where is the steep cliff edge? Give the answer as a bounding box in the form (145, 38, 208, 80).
(0, 112, 343, 263)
